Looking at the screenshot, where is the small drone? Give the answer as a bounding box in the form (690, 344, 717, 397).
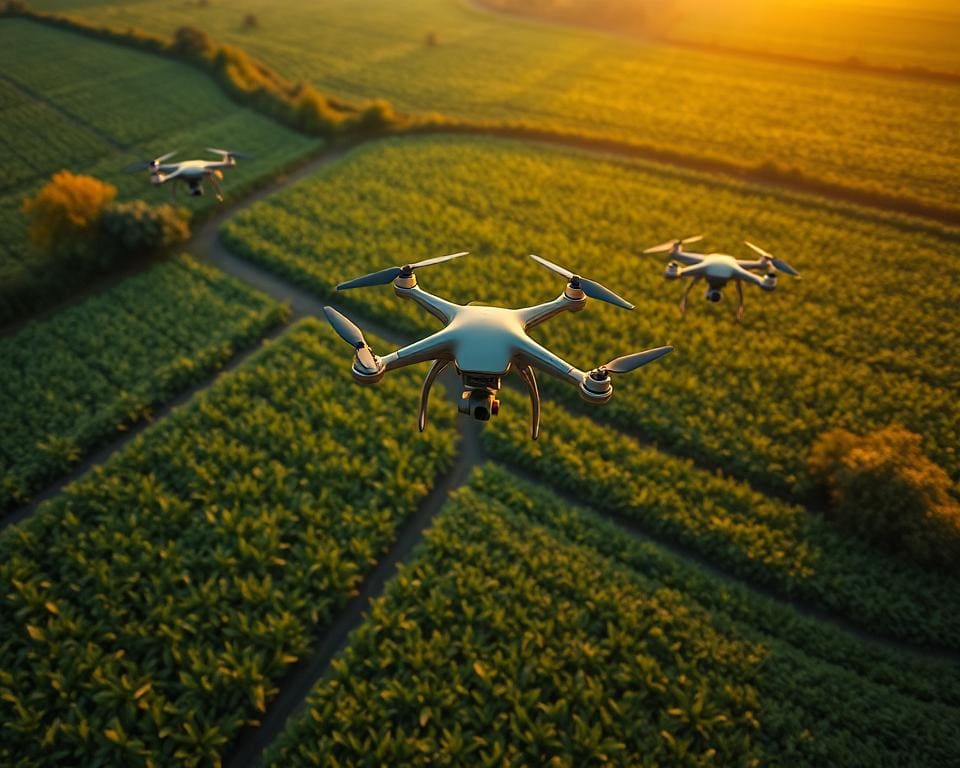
(644, 236, 799, 320)
(125, 148, 249, 201)
(323, 252, 672, 439)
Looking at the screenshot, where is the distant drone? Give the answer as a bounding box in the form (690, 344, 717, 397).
(644, 236, 799, 320)
(125, 148, 249, 201)
(323, 252, 673, 439)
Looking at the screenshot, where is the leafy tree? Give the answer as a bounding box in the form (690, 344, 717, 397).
(21, 170, 116, 252)
(809, 425, 960, 571)
(98, 200, 190, 258)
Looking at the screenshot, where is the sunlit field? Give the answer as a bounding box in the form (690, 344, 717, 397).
(2, 0, 959, 765)
(222, 135, 960, 494)
(30, 0, 960, 217)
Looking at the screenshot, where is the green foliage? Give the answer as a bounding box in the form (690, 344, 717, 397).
(809, 425, 960, 571)
(0, 19, 322, 326)
(35, 0, 960, 218)
(0, 319, 457, 766)
(0, 255, 286, 515)
(221, 136, 960, 496)
(265, 465, 960, 767)
(98, 200, 191, 259)
(483, 389, 960, 649)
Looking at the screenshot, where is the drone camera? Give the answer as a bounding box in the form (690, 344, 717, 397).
(706, 288, 722, 303)
(459, 388, 499, 421)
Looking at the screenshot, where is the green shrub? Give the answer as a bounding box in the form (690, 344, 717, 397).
(809, 425, 960, 571)
(98, 200, 191, 261)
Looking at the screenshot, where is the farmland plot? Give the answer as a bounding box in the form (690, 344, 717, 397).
(0, 255, 286, 516)
(222, 136, 960, 495)
(0, 319, 456, 767)
(265, 465, 960, 767)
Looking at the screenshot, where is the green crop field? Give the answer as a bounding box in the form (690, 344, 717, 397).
(0, 255, 286, 517)
(0, 319, 456, 767)
(0, 18, 321, 322)
(222, 135, 960, 496)
(265, 465, 960, 767)
(31, 0, 960, 217)
(485, 389, 960, 648)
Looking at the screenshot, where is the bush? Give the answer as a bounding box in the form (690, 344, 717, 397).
(98, 200, 190, 260)
(21, 170, 116, 253)
(242, 13, 258, 30)
(809, 425, 960, 571)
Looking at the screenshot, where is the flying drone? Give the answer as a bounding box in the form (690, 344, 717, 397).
(323, 252, 673, 439)
(125, 148, 250, 201)
(644, 236, 799, 320)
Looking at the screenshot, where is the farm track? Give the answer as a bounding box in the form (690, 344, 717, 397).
(7, 130, 960, 764)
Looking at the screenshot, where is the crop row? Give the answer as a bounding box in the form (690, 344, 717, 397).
(483, 388, 960, 649)
(265, 464, 960, 767)
(0, 19, 322, 326)
(50, 0, 960, 215)
(221, 135, 960, 495)
(0, 255, 287, 516)
(0, 318, 457, 767)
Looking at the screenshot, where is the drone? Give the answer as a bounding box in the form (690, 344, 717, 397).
(323, 252, 673, 439)
(644, 235, 799, 320)
(125, 148, 249, 201)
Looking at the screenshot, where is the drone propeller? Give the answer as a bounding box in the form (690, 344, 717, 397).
(744, 241, 799, 276)
(529, 254, 634, 310)
(643, 235, 703, 254)
(322, 306, 378, 370)
(206, 147, 252, 160)
(589, 346, 673, 380)
(124, 150, 178, 173)
(337, 251, 468, 291)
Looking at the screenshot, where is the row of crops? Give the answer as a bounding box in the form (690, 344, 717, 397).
(0, 319, 457, 767)
(0, 255, 287, 517)
(0, 19, 322, 324)
(35, 0, 960, 217)
(484, 389, 960, 649)
(265, 464, 960, 767)
(220, 135, 960, 497)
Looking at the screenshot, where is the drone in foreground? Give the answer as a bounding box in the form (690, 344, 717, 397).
(323, 252, 673, 439)
(644, 236, 800, 320)
(125, 148, 250, 201)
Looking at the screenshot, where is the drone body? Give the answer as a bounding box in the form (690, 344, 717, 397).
(644, 236, 799, 320)
(125, 148, 249, 202)
(324, 253, 673, 439)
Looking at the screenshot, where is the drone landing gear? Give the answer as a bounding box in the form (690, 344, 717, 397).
(680, 276, 701, 315)
(516, 364, 541, 440)
(208, 173, 225, 202)
(736, 281, 745, 322)
(418, 358, 449, 432)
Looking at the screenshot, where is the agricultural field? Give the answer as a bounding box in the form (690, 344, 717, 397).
(265, 464, 960, 767)
(221, 135, 960, 496)
(484, 389, 960, 649)
(0, 18, 321, 322)
(664, 0, 960, 73)
(0, 255, 287, 517)
(0, 319, 457, 767)
(31, 0, 960, 217)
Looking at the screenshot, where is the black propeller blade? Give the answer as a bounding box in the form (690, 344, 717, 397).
(323, 306, 377, 370)
(529, 254, 634, 310)
(744, 241, 799, 277)
(337, 251, 468, 291)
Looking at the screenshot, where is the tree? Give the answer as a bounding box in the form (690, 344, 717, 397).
(21, 170, 116, 252)
(809, 425, 960, 571)
(98, 201, 190, 258)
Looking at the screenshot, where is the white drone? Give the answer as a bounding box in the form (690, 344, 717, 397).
(125, 148, 249, 201)
(644, 235, 799, 320)
(323, 252, 673, 439)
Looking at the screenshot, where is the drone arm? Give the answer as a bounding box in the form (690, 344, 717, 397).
(394, 284, 461, 325)
(736, 259, 767, 271)
(379, 328, 454, 373)
(731, 265, 767, 288)
(515, 336, 585, 388)
(516, 293, 584, 331)
(515, 364, 541, 440)
(673, 250, 707, 266)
